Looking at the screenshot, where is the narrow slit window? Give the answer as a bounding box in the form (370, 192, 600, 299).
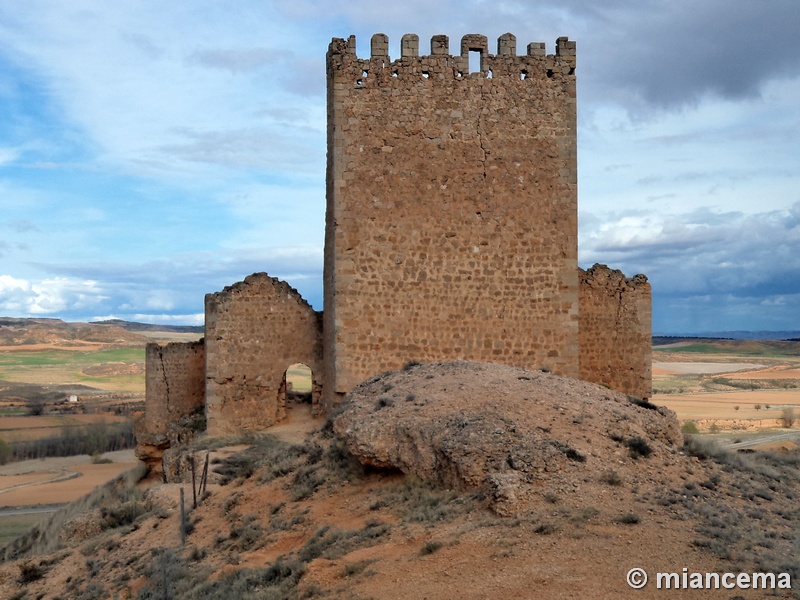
(520, 70, 528, 80)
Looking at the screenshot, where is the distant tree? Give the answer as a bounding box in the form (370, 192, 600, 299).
(782, 407, 796, 428)
(754, 404, 762, 411)
(0, 438, 10, 465)
(27, 400, 45, 416)
(734, 405, 740, 411)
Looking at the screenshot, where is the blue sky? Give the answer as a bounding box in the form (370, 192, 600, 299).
(0, 1, 798, 334)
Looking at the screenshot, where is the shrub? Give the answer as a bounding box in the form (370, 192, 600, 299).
(375, 397, 394, 410)
(625, 436, 653, 459)
(782, 407, 796, 428)
(628, 396, 659, 411)
(616, 513, 641, 525)
(551, 441, 586, 462)
(600, 470, 623, 486)
(681, 421, 700, 434)
(18, 561, 45, 584)
(419, 541, 443, 556)
(533, 522, 560, 535)
(755, 404, 762, 411)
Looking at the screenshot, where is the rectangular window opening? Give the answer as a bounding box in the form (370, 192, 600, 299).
(468, 50, 482, 74)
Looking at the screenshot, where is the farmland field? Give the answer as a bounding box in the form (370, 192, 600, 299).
(0, 319, 203, 547)
(652, 339, 800, 433)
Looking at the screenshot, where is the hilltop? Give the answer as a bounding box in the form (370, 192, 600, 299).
(1, 361, 797, 598)
(0, 318, 202, 350)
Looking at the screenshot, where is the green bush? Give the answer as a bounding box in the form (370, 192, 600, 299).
(681, 421, 700, 434)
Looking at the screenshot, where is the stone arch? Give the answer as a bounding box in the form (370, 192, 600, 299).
(281, 362, 314, 405)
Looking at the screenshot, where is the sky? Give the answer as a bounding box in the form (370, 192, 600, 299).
(0, 1, 798, 334)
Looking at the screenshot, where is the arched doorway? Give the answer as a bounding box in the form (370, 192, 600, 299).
(283, 363, 313, 405)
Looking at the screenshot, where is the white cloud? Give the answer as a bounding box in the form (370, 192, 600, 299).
(0, 147, 19, 165)
(0, 275, 108, 315)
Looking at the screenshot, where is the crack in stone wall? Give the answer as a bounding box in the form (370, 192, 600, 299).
(323, 33, 580, 410)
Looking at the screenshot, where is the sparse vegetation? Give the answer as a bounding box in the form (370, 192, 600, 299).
(419, 540, 444, 556)
(624, 436, 653, 459)
(628, 396, 659, 411)
(375, 396, 394, 410)
(599, 470, 623, 486)
(615, 513, 641, 525)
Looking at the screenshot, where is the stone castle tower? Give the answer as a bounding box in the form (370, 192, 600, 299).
(323, 33, 579, 409)
(136, 33, 651, 467)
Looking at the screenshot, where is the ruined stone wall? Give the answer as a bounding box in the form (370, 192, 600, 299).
(579, 264, 652, 399)
(205, 273, 323, 435)
(136, 339, 206, 473)
(143, 340, 206, 439)
(324, 33, 579, 409)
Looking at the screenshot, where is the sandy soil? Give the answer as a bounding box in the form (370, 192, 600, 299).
(655, 389, 800, 420)
(269, 402, 324, 444)
(0, 450, 137, 508)
(0, 471, 59, 491)
(724, 366, 800, 380)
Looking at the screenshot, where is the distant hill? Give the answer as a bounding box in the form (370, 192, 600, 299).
(91, 319, 204, 334)
(655, 331, 800, 341)
(0, 317, 202, 348)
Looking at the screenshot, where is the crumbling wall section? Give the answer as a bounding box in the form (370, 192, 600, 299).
(205, 273, 323, 435)
(136, 339, 205, 474)
(579, 264, 652, 399)
(324, 33, 579, 410)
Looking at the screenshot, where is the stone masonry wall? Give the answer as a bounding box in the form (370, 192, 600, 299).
(579, 264, 652, 399)
(205, 273, 323, 435)
(324, 33, 579, 410)
(136, 339, 205, 473)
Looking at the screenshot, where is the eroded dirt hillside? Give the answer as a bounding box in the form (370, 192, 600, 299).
(2, 361, 799, 599)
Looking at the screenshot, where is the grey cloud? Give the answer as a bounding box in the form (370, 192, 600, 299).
(582, 204, 800, 332)
(582, 204, 800, 299)
(159, 124, 324, 173)
(186, 47, 291, 73)
(123, 33, 165, 60)
(577, 0, 800, 111)
(9, 219, 38, 233)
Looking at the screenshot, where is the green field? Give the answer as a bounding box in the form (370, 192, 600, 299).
(655, 342, 800, 358)
(0, 513, 48, 546)
(0, 348, 144, 368)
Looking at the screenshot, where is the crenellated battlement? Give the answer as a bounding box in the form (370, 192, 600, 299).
(328, 33, 575, 83)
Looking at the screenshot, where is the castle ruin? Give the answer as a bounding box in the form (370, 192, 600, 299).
(136, 33, 651, 465)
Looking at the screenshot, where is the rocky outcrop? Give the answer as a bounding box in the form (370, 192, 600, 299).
(333, 361, 681, 515)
